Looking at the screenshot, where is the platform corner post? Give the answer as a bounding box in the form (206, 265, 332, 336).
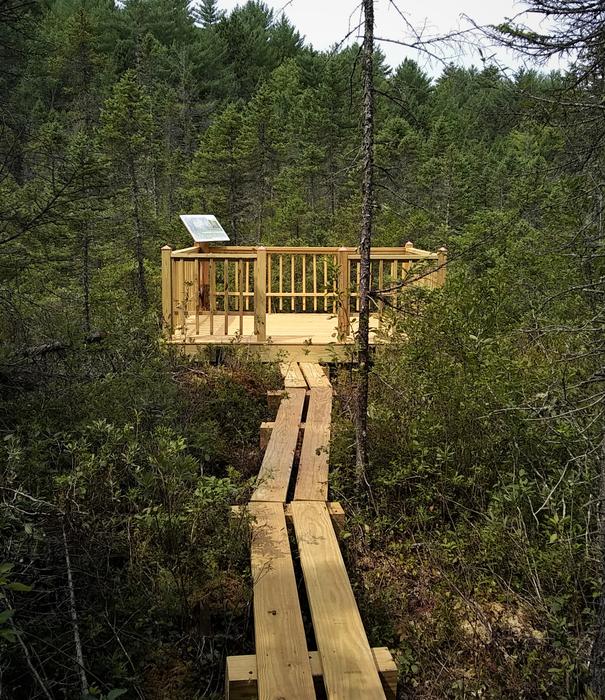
(161, 244, 173, 335)
(254, 246, 267, 342)
(437, 245, 448, 286)
(337, 247, 350, 341)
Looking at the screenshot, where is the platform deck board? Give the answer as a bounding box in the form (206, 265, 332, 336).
(280, 361, 308, 388)
(295, 387, 332, 501)
(299, 362, 331, 388)
(251, 387, 305, 502)
(291, 502, 386, 700)
(249, 502, 316, 700)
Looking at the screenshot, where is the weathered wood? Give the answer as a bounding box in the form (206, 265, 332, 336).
(295, 388, 332, 501)
(292, 502, 386, 699)
(248, 502, 315, 700)
(280, 362, 307, 388)
(299, 363, 331, 388)
(251, 388, 305, 502)
(226, 647, 397, 700)
(161, 245, 173, 333)
(267, 390, 285, 413)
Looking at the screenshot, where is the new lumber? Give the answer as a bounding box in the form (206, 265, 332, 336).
(247, 502, 315, 700)
(294, 387, 332, 501)
(251, 388, 305, 502)
(231, 502, 345, 531)
(291, 502, 386, 700)
(280, 361, 307, 388)
(299, 362, 331, 388)
(226, 647, 397, 700)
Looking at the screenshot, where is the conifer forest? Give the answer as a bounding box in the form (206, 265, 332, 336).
(1, 1, 605, 698)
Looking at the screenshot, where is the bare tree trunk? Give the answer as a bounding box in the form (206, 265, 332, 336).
(591, 428, 605, 696)
(62, 524, 88, 696)
(355, 0, 375, 484)
(129, 157, 148, 309)
(81, 225, 91, 334)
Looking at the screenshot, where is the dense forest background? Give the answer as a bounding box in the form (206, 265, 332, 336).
(1, 0, 604, 698)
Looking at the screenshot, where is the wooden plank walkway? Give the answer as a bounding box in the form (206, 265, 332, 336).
(248, 502, 316, 700)
(227, 362, 392, 700)
(292, 502, 386, 699)
(250, 387, 305, 502)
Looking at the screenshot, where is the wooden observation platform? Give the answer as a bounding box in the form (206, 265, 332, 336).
(161, 243, 446, 362)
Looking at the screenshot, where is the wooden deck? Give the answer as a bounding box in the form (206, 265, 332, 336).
(169, 313, 382, 362)
(227, 362, 395, 700)
(162, 244, 446, 362)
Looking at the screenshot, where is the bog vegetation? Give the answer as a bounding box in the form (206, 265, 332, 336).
(0, 0, 603, 698)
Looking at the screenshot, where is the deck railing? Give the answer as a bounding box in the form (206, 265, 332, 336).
(161, 243, 446, 342)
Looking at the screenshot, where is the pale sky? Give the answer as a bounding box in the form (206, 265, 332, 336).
(215, 0, 564, 75)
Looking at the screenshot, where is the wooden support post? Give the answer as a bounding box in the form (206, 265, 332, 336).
(225, 647, 397, 700)
(337, 247, 350, 341)
(259, 421, 273, 451)
(254, 247, 267, 342)
(437, 246, 447, 287)
(267, 389, 286, 413)
(161, 245, 173, 335)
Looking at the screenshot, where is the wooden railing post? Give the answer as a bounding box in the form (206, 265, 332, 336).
(254, 247, 267, 341)
(337, 247, 350, 341)
(161, 245, 173, 335)
(437, 246, 448, 286)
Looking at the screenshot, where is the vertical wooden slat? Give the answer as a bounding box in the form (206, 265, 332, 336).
(245, 261, 250, 311)
(291, 254, 295, 312)
(313, 255, 318, 311)
(209, 259, 215, 336)
(224, 259, 229, 335)
(378, 259, 384, 316)
(238, 259, 244, 335)
(356, 261, 361, 312)
(279, 255, 283, 311)
(161, 245, 173, 335)
(267, 253, 272, 314)
(177, 259, 185, 333)
(302, 255, 307, 311)
(332, 255, 337, 314)
(323, 257, 328, 313)
(195, 258, 200, 335)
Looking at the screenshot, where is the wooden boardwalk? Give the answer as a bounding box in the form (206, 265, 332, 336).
(227, 363, 396, 700)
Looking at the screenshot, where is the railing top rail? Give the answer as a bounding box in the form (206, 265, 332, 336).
(170, 244, 439, 259)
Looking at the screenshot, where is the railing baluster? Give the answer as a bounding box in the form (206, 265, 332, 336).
(195, 259, 200, 335)
(245, 261, 249, 310)
(277, 255, 282, 311)
(323, 257, 328, 313)
(238, 259, 244, 335)
(267, 253, 272, 313)
(291, 254, 295, 312)
(302, 255, 306, 311)
(224, 259, 229, 335)
(313, 254, 318, 311)
(209, 259, 215, 335)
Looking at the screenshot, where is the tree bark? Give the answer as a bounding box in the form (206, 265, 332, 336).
(129, 156, 148, 309)
(591, 425, 605, 695)
(355, 0, 375, 484)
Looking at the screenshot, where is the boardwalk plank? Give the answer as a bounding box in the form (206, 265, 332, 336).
(251, 387, 305, 502)
(280, 361, 308, 388)
(295, 387, 332, 501)
(291, 502, 386, 700)
(299, 362, 331, 388)
(249, 502, 316, 700)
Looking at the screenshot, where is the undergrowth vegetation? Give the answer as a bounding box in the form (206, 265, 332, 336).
(331, 226, 599, 698)
(1, 320, 280, 698)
